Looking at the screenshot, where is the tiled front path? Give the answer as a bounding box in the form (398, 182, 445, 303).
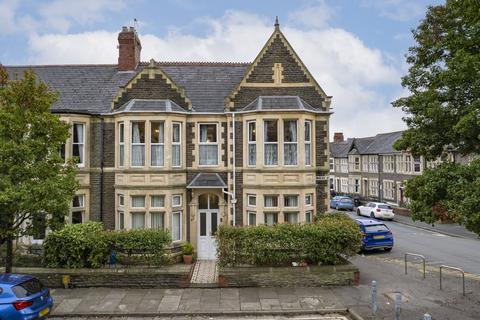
(190, 260, 218, 285)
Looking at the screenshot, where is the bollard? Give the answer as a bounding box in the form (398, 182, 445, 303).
(424, 314, 432, 320)
(371, 280, 378, 314)
(395, 293, 401, 320)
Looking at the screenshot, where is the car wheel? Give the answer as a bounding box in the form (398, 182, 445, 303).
(385, 247, 392, 252)
(370, 212, 375, 218)
(357, 209, 361, 216)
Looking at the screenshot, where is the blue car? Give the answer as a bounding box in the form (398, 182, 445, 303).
(330, 196, 354, 211)
(355, 219, 394, 252)
(0, 274, 53, 320)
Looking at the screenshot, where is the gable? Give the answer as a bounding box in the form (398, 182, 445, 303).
(226, 24, 331, 111)
(112, 61, 191, 111)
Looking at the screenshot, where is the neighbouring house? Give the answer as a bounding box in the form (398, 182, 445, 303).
(6, 20, 332, 259)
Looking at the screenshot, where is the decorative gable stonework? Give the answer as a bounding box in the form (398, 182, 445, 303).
(113, 62, 191, 110)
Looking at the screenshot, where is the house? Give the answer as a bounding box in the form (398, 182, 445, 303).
(6, 20, 332, 258)
(329, 131, 425, 207)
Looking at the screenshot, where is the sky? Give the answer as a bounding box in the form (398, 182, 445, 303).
(0, 0, 442, 138)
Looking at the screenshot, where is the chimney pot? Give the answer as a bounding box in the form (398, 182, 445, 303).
(333, 132, 344, 143)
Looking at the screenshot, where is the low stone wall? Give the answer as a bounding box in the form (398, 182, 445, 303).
(393, 207, 411, 217)
(218, 264, 359, 287)
(7, 265, 192, 288)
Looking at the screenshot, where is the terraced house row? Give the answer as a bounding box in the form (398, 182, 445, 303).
(6, 20, 332, 258)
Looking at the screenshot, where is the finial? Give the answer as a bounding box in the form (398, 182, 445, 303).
(148, 58, 156, 67)
(274, 16, 279, 29)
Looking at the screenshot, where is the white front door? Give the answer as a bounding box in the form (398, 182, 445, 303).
(197, 210, 219, 260)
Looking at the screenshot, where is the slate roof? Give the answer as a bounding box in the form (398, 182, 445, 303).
(240, 96, 319, 112)
(5, 62, 249, 114)
(187, 173, 227, 189)
(330, 131, 405, 157)
(114, 99, 187, 113)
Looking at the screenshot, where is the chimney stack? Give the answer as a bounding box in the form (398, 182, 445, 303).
(118, 26, 142, 71)
(333, 132, 344, 143)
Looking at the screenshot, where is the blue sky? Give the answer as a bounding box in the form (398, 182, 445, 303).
(0, 0, 441, 137)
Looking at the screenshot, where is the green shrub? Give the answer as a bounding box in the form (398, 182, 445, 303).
(181, 242, 194, 255)
(43, 222, 172, 268)
(216, 216, 362, 267)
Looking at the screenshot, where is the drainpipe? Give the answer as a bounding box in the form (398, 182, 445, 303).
(99, 118, 104, 223)
(231, 112, 236, 226)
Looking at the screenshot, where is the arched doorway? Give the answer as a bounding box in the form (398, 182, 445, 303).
(197, 193, 220, 260)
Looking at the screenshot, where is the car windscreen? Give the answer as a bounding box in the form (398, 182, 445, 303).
(365, 224, 389, 233)
(378, 205, 392, 209)
(12, 278, 44, 298)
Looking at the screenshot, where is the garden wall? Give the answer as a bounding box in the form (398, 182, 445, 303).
(219, 264, 360, 287)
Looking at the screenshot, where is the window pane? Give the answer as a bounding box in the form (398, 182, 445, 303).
(305, 143, 311, 166)
(72, 195, 84, 208)
(284, 144, 297, 165)
(172, 195, 182, 207)
(199, 145, 218, 166)
(248, 195, 256, 206)
(151, 145, 164, 166)
(305, 211, 312, 223)
(172, 123, 181, 143)
(209, 194, 219, 209)
(131, 196, 145, 208)
(132, 145, 145, 166)
(211, 211, 218, 235)
(304, 121, 311, 141)
(119, 123, 124, 143)
(264, 144, 278, 165)
(132, 122, 145, 143)
(72, 211, 83, 224)
(119, 211, 124, 229)
(200, 212, 207, 236)
(264, 213, 278, 226)
(264, 120, 278, 142)
(284, 195, 298, 207)
(73, 124, 84, 143)
(284, 120, 297, 142)
(248, 212, 256, 226)
(131, 212, 145, 229)
(151, 195, 165, 208)
(151, 212, 164, 229)
(199, 124, 217, 143)
(172, 145, 181, 166)
(119, 145, 125, 166)
(248, 144, 256, 166)
(60, 143, 66, 161)
(248, 122, 256, 142)
(172, 212, 181, 241)
(264, 195, 278, 207)
(151, 122, 164, 143)
(285, 212, 298, 223)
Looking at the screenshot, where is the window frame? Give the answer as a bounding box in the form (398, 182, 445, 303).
(284, 195, 299, 208)
(172, 211, 182, 242)
(118, 122, 125, 167)
(263, 195, 279, 208)
(283, 119, 298, 166)
(172, 122, 182, 167)
(150, 195, 165, 209)
(247, 194, 256, 207)
(248, 211, 256, 226)
(305, 210, 313, 223)
(263, 119, 278, 166)
(72, 122, 85, 167)
(263, 212, 279, 226)
(304, 120, 312, 166)
(71, 194, 85, 224)
(247, 120, 256, 167)
(150, 121, 165, 167)
(130, 195, 146, 209)
(198, 123, 219, 167)
(305, 194, 313, 206)
(172, 194, 183, 207)
(131, 121, 146, 167)
(118, 194, 125, 207)
(131, 211, 146, 229)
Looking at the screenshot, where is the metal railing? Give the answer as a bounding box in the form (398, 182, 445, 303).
(404, 252, 426, 279)
(440, 265, 465, 296)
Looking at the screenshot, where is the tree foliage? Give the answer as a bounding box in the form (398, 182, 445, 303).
(0, 68, 78, 270)
(392, 0, 480, 159)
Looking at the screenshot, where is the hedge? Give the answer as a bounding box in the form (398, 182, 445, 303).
(43, 222, 171, 268)
(216, 213, 362, 267)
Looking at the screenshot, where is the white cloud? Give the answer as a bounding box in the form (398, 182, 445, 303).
(26, 10, 405, 137)
(0, 0, 20, 33)
(361, 0, 426, 22)
(288, 0, 334, 30)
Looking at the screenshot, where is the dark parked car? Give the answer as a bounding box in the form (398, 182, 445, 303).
(355, 218, 394, 252)
(0, 274, 53, 320)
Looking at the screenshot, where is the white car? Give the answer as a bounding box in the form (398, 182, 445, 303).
(357, 202, 395, 220)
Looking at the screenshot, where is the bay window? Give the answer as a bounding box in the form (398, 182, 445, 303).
(150, 121, 164, 167)
(248, 121, 256, 166)
(264, 120, 278, 166)
(118, 122, 124, 167)
(72, 123, 85, 167)
(199, 123, 218, 166)
(172, 122, 182, 167)
(305, 120, 312, 166)
(131, 122, 145, 167)
(284, 120, 298, 165)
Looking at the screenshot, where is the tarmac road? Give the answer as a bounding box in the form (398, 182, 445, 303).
(342, 210, 480, 275)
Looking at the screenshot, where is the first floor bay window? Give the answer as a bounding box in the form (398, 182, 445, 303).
(199, 124, 218, 166)
(172, 211, 182, 241)
(72, 123, 85, 166)
(284, 120, 297, 165)
(264, 120, 278, 165)
(131, 122, 145, 166)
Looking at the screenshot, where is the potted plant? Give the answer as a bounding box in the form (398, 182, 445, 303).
(181, 242, 194, 264)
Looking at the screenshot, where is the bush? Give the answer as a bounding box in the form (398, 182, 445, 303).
(216, 216, 362, 267)
(43, 222, 172, 268)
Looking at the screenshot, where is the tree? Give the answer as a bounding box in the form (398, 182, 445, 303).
(0, 67, 78, 272)
(393, 0, 480, 235)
